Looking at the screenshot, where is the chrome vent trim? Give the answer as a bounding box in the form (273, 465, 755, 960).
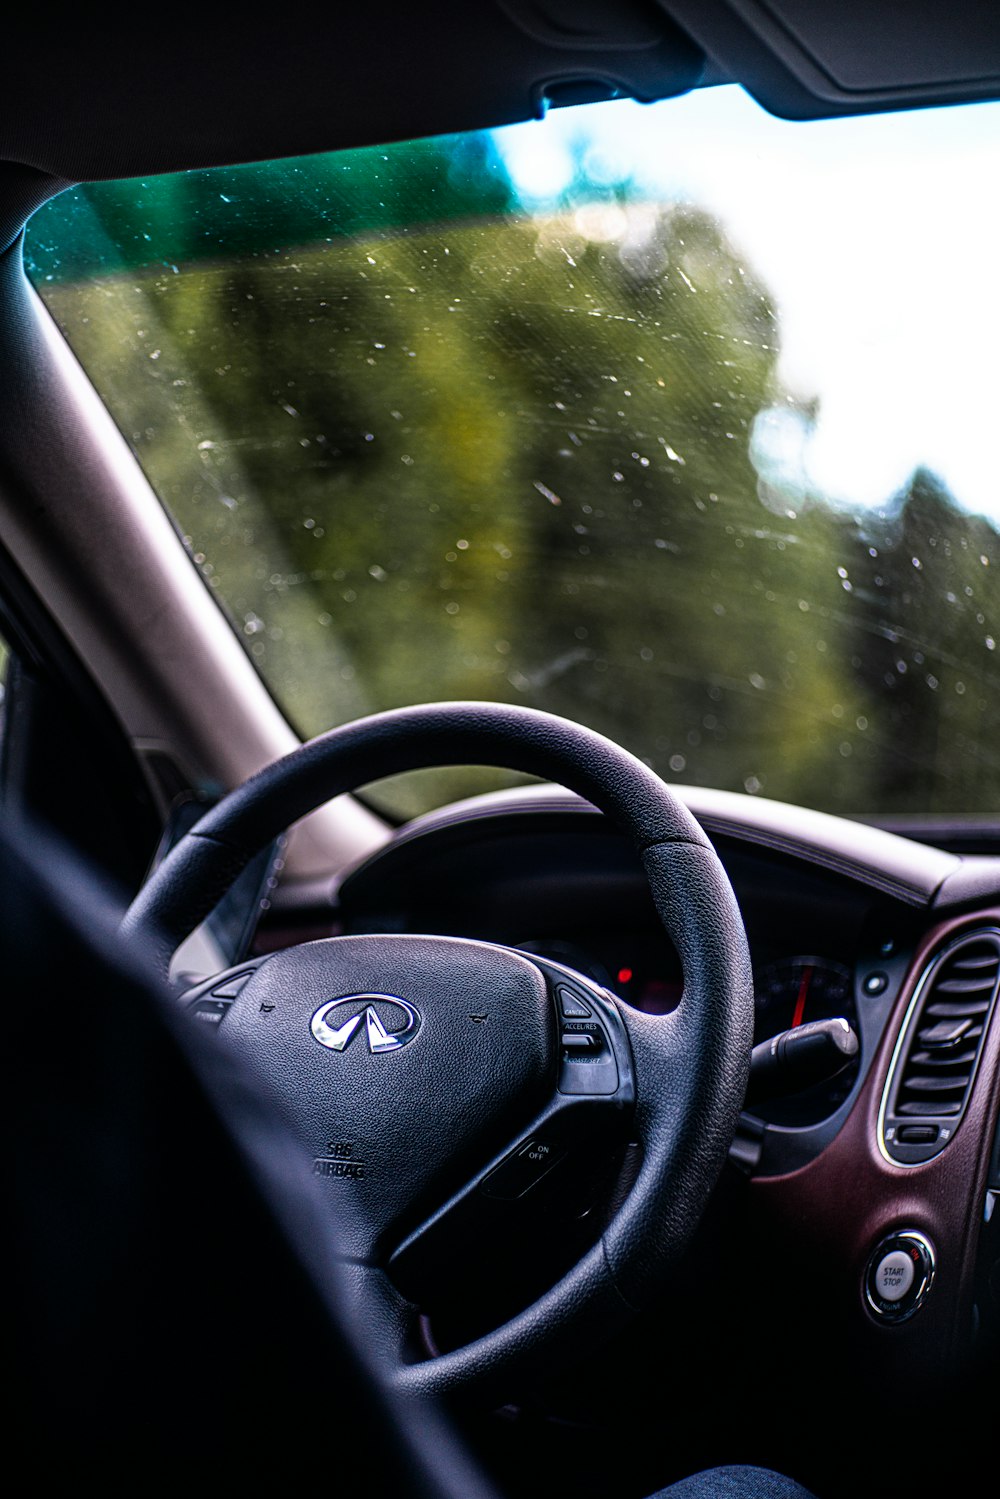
(879, 929, 1000, 1167)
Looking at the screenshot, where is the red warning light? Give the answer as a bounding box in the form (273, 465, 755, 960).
(617, 967, 634, 985)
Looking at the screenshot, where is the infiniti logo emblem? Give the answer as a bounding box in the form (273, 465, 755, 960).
(310, 994, 421, 1054)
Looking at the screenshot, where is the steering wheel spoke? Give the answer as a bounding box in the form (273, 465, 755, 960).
(388, 955, 636, 1303)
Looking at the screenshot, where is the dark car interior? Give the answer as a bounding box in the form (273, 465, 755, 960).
(5, 6, 1000, 1496)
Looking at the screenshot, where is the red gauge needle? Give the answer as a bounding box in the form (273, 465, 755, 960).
(791, 964, 813, 1028)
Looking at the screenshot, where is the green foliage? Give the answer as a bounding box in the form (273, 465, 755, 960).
(30, 144, 1000, 818)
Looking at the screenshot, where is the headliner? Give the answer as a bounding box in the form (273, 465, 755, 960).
(2, 2, 1000, 187)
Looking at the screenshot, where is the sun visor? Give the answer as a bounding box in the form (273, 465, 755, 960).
(666, 0, 1000, 118)
(0, 4, 705, 181)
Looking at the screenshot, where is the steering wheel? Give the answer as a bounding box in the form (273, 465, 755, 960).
(122, 702, 753, 1403)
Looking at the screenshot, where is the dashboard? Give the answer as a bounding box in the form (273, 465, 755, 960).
(307, 783, 1000, 1454)
(330, 783, 999, 1161)
(246, 777, 1000, 1492)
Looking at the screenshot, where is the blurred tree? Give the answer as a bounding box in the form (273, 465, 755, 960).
(30, 133, 1000, 817)
(837, 468, 1000, 812)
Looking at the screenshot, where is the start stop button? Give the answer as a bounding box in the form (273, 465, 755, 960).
(873, 1249, 914, 1302)
(865, 1231, 935, 1323)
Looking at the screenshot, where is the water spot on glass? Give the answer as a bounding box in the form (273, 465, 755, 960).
(533, 480, 562, 505)
(749, 673, 765, 690)
(744, 775, 762, 794)
(368, 565, 387, 582)
(669, 754, 686, 773)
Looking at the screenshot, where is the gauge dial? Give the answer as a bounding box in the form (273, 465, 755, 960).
(751, 956, 859, 1126)
(753, 956, 855, 1044)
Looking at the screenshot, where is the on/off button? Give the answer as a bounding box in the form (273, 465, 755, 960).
(864, 1230, 934, 1322)
(874, 1249, 914, 1302)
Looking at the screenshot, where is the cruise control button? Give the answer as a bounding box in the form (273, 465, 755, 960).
(874, 1250, 914, 1302)
(557, 985, 592, 1019)
(481, 1137, 567, 1199)
(561, 1031, 595, 1050)
(210, 970, 255, 999)
(189, 998, 231, 1025)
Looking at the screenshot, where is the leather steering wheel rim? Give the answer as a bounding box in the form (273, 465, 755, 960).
(122, 701, 753, 1402)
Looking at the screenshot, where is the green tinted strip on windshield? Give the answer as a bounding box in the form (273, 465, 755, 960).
(25, 133, 515, 284)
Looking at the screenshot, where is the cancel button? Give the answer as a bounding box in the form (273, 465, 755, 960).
(874, 1249, 914, 1302)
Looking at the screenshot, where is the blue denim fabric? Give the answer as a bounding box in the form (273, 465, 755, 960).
(650, 1466, 817, 1499)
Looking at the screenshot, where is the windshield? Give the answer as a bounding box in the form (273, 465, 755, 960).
(26, 87, 1000, 821)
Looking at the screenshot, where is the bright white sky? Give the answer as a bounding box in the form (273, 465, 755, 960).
(494, 87, 1000, 523)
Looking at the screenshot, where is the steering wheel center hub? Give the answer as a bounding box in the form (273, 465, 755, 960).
(221, 934, 555, 1256)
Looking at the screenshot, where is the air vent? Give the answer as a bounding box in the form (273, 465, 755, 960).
(881, 930, 1000, 1165)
